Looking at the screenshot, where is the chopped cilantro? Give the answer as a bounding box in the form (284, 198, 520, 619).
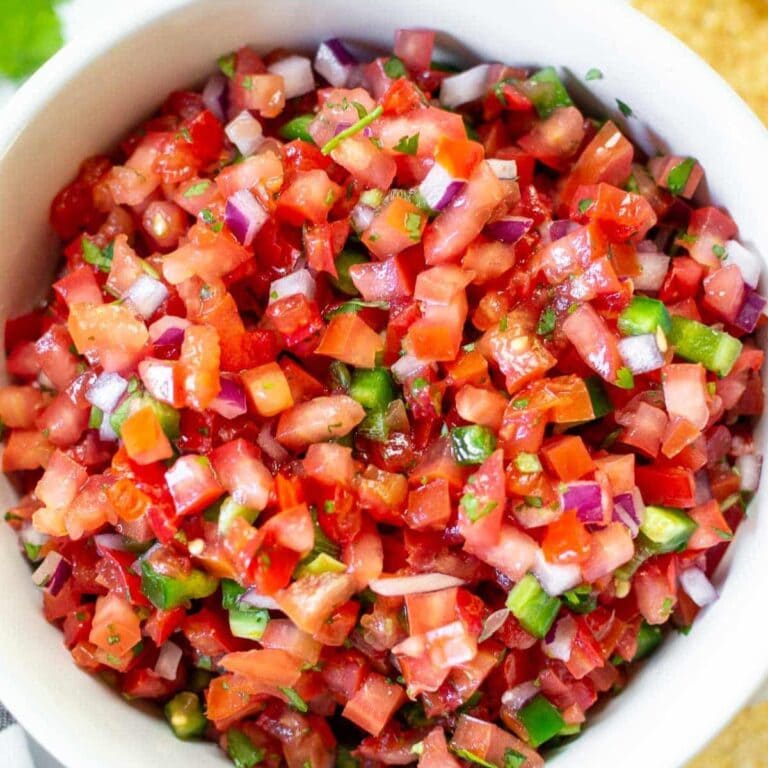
(585, 68, 604, 81)
(666, 157, 697, 196)
(512, 398, 529, 410)
(183, 180, 211, 198)
(712, 243, 727, 259)
(504, 749, 526, 768)
(351, 100, 368, 119)
(324, 187, 336, 206)
(411, 377, 428, 391)
(536, 307, 556, 336)
(460, 491, 497, 523)
(241, 75, 253, 90)
(578, 197, 594, 214)
(615, 367, 635, 389)
(515, 452, 542, 474)
(393, 133, 420, 155)
(321, 105, 384, 155)
(404, 211, 423, 241)
(452, 748, 495, 768)
(217, 52, 236, 78)
(81, 238, 114, 272)
(524, 495, 543, 508)
(616, 98, 633, 117)
(499, 315, 508, 332)
(383, 56, 407, 79)
(279, 686, 308, 713)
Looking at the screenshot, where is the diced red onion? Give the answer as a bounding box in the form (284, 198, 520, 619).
(314, 39, 357, 87)
(225, 110, 264, 157)
(542, 614, 576, 661)
(268, 269, 316, 304)
(548, 219, 580, 242)
(485, 216, 534, 245)
(155, 640, 183, 680)
(501, 681, 539, 711)
(612, 489, 644, 537)
(86, 372, 128, 414)
(32, 551, 71, 596)
(239, 588, 280, 610)
(225, 189, 268, 246)
(533, 548, 582, 596)
(723, 239, 761, 288)
(487, 158, 518, 180)
(634, 250, 670, 292)
(94, 533, 129, 553)
(257, 421, 289, 462)
(733, 289, 766, 333)
(618, 333, 664, 374)
(679, 567, 718, 607)
(202, 74, 228, 123)
(736, 453, 762, 493)
(391, 354, 430, 383)
(694, 470, 713, 505)
(369, 573, 464, 596)
(439, 64, 491, 108)
(209, 375, 247, 420)
(561, 481, 603, 523)
(125, 274, 169, 320)
(268, 55, 315, 99)
(478, 608, 510, 642)
(149, 315, 190, 345)
(350, 202, 375, 233)
(418, 163, 465, 211)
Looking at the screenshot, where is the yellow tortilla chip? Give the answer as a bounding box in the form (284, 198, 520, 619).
(687, 702, 768, 768)
(633, 0, 768, 124)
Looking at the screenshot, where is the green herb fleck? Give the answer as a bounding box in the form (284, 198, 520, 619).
(585, 68, 603, 81)
(616, 367, 635, 389)
(515, 452, 542, 474)
(536, 307, 556, 336)
(616, 98, 633, 118)
(524, 495, 543, 508)
(279, 686, 308, 713)
(184, 180, 211, 198)
(321, 105, 384, 155)
(578, 198, 594, 214)
(712, 243, 727, 260)
(393, 133, 420, 155)
(351, 101, 368, 119)
(82, 237, 114, 273)
(383, 56, 407, 79)
(666, 157, 697, 196)
(452, 748, 495, 768)
(512, 398, 529, 410)
(218, 52, 236, 78)
(404, 211, 423, 241)
(504, 749, 526, 768)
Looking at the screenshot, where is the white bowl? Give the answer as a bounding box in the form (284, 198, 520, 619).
(0, 1, 766, 766)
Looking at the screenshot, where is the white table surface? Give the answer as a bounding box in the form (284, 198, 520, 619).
(1, 0, 766, 765)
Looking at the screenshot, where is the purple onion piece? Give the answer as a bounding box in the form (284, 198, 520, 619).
(314, 39, 357, 88)
(202, 74, 228, 123)
(324, 38, 357, 66)
(549, 219, 579, 241)
(561, 481, 603, 523)
(733, 289, 766, 333)
(417, 162, 465, 211)
(32, 552, 72, 596)
(154, 327, 186, 347)
(485, 216, 534, 245)
(210, 376, 248, 420)
(225, 189, 268, 246)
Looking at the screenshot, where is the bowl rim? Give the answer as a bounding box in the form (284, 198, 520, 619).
(0, 1, 766, 767)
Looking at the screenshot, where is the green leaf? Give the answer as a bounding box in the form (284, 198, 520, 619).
(183, 180, 212, 198)
(585, 68, 603, 81)
(351, 101, 368, 119)
(504, 749, 526, 768)
(82, 237, 114, 272)
(321, 105, 384, 155)
(578, 197, 594, 214)
(615, 366, 634, 389)
(0, 0, 65, 80)
(279, 686, 308, 713)
(712, 243, 727, 260)
(324, 299, 389, 318)
(666, 157, 697, 196)
(393, 133, 420, 155)
(217, 52, 236, 78)
(616, 98, 633, 118)
(536, 307, 556, 336)
(383, 56, 407, 79)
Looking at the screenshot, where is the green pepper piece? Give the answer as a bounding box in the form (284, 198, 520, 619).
(525, 67, 573, 118)
(110, 392, 180, 440)
(633, 621, 664, 660)
(278, 113, 315, 143)
(188, 668, 214, 693)
(141, 561, 219, 610)
(618, 295, 672, 336)
(226, 727, 265, 768)
(639, 505, 697, 553)
(295, 552, 347, 578)
(221, 578, 247, 610)
(506, 573, 561, 639)
(450, 425, 497, 465)
(668, 315, 742, 377)
(562, 584, 597, 614)
(228, 607, 270, 641)
(349, 368, 395, 411)
(357, 407, 388, 442)
(218, 495, 259, 535)
(517, 695, 565, 748)
(584, 376, 612, 419)
(331, 249, 369, 296)
(164, 692, 207, 740)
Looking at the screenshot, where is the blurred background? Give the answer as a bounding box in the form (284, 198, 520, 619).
(0, 1, 765, 767)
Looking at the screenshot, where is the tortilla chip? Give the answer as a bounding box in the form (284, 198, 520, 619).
(633, 0, 768, 124)
(687, 702, 768, 768)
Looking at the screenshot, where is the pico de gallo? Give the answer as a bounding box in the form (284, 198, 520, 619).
(1, 26, 764, 768)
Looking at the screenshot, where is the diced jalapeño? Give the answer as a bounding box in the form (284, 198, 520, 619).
(349, 368, 395, 411)
(506, 573, 561, 639)
(278, 114, 315, 143)
(639, 505, 697, 553)
(668, 315, 742, 377)
(517, 695, 565, 747)
(618, 295, 672, 336)
(141, 561, 219, 610)
(331, 249, 369, 296)
(164, 692, 207, 740)
(450, 425, 497, 465)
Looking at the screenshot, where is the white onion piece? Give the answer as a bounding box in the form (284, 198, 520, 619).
(32, 551, 66, 588)
(314, 39, 357, 87)
(501, 681, 539, 711)
(155, 641, 183, 680)
(94, 533, 129, 552)
(139, 359, 176, 406)
(86, 372, 129, 414)
(20, 524, 49, 549)
(478, 608, 510, 643)
(148, 315, 190, 343)
(268, 269, 316, 304)
(439, 64, 491, 108)
(239, 588, 281, 610)
(369, 573, 464, 596)
(679, 567, 718, 607)
(202, 74, 227, 122)
(225, 110, 264, 157)
(542, 614, 577, 661)
(532, 549, 582, 596)
(268, 55, 315, 98)
(392, 634, 426, 658)
(391, 354, 430, 383)
(487, 158, 518, 180)
(225, 189, 269, 246)
(350, 202, 375, 233)
(257, 422, 289, 462)
(99, 418, 118, 442)
(618, 333, 664, 374)
(418, 162, 464, 211)
(723, 240, 761, 289)
(125, 275, 169, 319)
(737, 453, 762, 493)
(634, 250, 670, 292)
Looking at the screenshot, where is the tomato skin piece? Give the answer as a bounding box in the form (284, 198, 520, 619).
(537, 221, 609, 285)
(702, 264, 745, 324)
(575, 182, 658, 243)
(164, 454, 225, 516)
(121, 406, 174, 465)
(543, 509, 592, 565)
(89, 593, 142, 657)
(562, 303, 624, 386)
(276, 572, 357, 635)
(342, 672, 407, 737)
(517, 106, 586, 169)
(314, 312, 384, 369)
(349, 255, 415, 302)
(210, 438, 273, 511)
(635, 465, 696, 508)
(687, 499, 732, 549)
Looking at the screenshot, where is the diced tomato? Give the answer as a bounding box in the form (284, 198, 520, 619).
(210, 438, 273, 510)
(315, 312, 384, 368)
(562, 303, 624, 386)
(276, 572, 357, 635)
(342, 672, 406, 736)
(164, 454, 224, 516)
(636, 465, 696, 508)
